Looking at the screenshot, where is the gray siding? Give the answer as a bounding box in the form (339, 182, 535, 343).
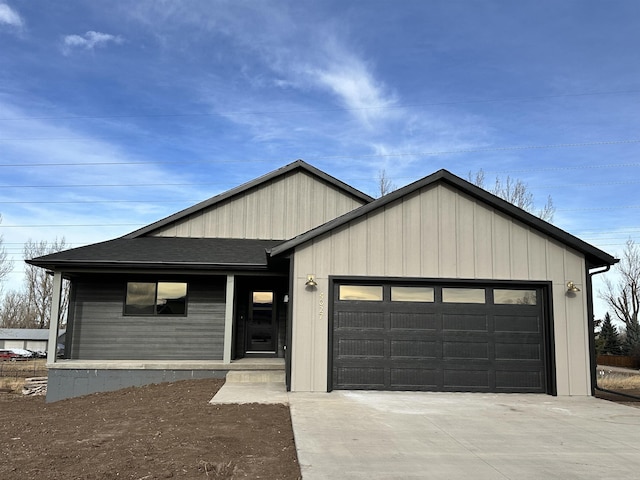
(69, 277, 226, 360)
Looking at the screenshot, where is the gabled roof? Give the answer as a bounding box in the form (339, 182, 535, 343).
(26, 237, 283, 271)
(270, 169, 618, 269)
(123, 159, 374, 239)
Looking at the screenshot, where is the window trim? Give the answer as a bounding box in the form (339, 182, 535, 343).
(124, 281, 189, 317)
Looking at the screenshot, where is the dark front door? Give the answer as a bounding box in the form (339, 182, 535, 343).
(246, 290, 276, 353)
(233, 276, 288, 359)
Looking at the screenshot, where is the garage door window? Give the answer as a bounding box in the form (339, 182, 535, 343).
(442, 288, 485, 304)
(339, 285, 383, 301)
(494, 289, 537, 305)
(391, 286, 434, 302)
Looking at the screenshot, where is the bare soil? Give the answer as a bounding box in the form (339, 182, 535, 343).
(595, 387, 640, 408)
(0, 379, 301, 479)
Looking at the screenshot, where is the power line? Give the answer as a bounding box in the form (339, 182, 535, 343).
(1, 88, 639, 122)
(1, 139, 640, 168)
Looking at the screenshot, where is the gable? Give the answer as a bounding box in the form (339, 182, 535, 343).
(271, 169, 617, 268)
(294, 183, 585, 281)
(148, 169, 368, 240)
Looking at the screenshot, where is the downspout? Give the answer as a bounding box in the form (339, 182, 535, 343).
(587, 265, 609, 395)
(588, 264, 640, 400)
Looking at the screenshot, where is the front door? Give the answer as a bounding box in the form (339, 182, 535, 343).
(246, 290, 276, 354)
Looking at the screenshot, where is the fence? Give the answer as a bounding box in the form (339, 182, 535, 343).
(597, 355, 640, 369)
(0, 359, 48, 378)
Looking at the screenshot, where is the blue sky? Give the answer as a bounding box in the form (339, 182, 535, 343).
(0, 1, 639, 318)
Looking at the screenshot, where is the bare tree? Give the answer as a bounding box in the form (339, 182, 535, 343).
(0, 290, 30, 328)
(377, 169, 397, 197)
(0, 214, 13, 287)
(23, 238, 70, 329)
(601, 239, 640, 351)
(469, 169, 555, 222)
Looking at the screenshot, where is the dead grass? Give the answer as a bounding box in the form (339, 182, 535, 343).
(597, 372, 640, 390)
(0, 376, 25, 392)
(0, 358, 47, 378)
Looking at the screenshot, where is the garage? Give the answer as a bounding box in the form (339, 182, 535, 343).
(330, 280, 552, 393)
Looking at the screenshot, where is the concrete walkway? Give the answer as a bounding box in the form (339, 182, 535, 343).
(288, 391, 640, 480)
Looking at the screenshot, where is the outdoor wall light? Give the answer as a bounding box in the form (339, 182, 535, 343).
(305, 274, 318, 287)
(566, 281, 581, 293)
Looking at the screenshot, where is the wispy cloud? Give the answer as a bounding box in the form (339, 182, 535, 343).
(0, 3, 23, 28)
(62, 31, 123, 54)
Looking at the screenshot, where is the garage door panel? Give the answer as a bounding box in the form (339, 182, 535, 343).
(390, 312, 438, 330)
(390, 339, 438, 358)
(332, 282, 548, 393)
(494, 314, 541, 333)
(336, 311, 385, 329)
(442, 314, 488, 331)
(495, 342, 541, 360)
(336, 367, 385, 387)
(495, 370, 543, 391)
(390, 368, 439, 388)
(443, 341, 489, 360)
(337, 338, 385, 358)
(444, 369, 490, 389)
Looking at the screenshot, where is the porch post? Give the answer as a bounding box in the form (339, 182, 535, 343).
(223, 274, 235, 364)
(47, 271, 63, 364)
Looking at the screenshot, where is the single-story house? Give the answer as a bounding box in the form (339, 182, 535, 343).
(0, 328, 66, 353)
(28, 160, 618, 402)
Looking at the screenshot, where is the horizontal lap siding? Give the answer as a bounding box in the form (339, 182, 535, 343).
(69, 277, 226, 360)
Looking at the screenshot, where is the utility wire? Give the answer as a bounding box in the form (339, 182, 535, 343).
(1, 88, 639, 121)
(1, 139, 640, 168)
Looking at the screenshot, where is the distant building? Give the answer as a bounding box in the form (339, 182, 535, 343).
(0, 328, 66, 353)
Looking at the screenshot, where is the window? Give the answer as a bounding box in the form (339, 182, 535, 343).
(339, 285, 383, 301)
(442, 288, 486, 304)
(125, 282, 188, 315)
(391, 286, 435, 302)
(494, 289, 537, 305)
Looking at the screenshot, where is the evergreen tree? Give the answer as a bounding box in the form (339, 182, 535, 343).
(624, 319, 640, 356)
(598, 313, 621, 355)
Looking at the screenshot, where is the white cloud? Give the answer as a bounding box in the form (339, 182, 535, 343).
(0, 3, 23, 27)
(62, 31, 123, 54)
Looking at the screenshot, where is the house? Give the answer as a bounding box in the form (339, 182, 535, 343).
(0, 328, 66, 354)
(28, 160, 617, 402)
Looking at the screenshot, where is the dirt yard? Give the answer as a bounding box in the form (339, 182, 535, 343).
(1, 370, 639, 480)
(0, 379, 301, 479)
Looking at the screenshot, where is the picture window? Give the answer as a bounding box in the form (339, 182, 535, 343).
(125, 282, 187, 315)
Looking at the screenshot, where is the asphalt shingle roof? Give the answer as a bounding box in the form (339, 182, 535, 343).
(27, 237, 283, 270)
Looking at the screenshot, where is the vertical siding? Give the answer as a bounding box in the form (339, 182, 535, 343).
(151, 171, 367, 240)
(69, 276, 226, 360)
(290, 183, 591, 395)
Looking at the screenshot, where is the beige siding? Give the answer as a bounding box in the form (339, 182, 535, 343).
(151, 170, 367, 239)
(291, 183, 590, 395)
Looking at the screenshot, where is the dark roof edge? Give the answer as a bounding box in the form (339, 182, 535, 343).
(123, 160, 374, 239)
(270, 169, 619, 268)
(25, 259, 269, 271)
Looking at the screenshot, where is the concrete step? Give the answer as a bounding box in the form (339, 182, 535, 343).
(225, 370, 285, 383)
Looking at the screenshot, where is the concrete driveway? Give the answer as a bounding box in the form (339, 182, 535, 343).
(288, 391, 640, 479)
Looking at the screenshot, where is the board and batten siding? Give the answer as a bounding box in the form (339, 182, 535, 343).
(150, 170, 367, 239)
(68, 277, 226, 360)
(290, 183, 591, 396)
